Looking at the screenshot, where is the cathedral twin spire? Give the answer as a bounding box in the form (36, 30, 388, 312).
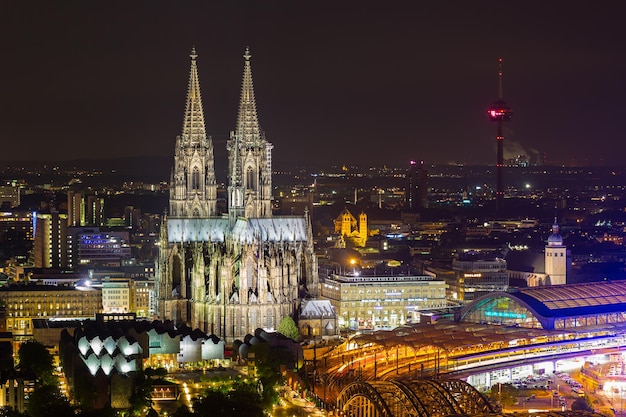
(228, 47, 273, 219)
(170, 47, 272, 220)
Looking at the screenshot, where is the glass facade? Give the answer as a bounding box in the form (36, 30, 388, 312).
(459, 295, 542, 328)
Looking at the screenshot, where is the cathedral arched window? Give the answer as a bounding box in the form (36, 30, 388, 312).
(192, 167, 200, 190)
(246, 167, 255, 190)
(192, 208, 200, 217)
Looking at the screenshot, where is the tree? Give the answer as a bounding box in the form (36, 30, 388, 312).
(128, 371, 153, 416)
(277, 316, 299, 340)
(26, 385, 75, 417)
(192, 380, 264, 417)
(488, 383, 518, 408)
(572, 396, 594, 412)
(171, 405, 193, 417)
(17, 340, 55, 386)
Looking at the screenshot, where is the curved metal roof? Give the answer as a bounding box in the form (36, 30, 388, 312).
(505, 281, 626, 318)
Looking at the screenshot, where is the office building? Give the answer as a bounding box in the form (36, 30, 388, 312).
(320, 273, 447, 330)
(32, 211, 68, 268)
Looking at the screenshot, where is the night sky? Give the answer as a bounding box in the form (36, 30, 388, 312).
(1, 1, 625, 167)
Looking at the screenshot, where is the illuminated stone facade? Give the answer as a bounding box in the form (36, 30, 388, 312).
(0, 284, 102, 335)
(320, 274, 446, 330)
(157, 48, 318, 341)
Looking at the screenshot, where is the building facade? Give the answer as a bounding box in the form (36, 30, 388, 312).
(156, 48, 318, 341)
(545, 219, 569, 285)
(32, 211, 68, 268)
(0, 284, 102, 335)
(320, 273, 447, 330)
(451, 252, 508, 302)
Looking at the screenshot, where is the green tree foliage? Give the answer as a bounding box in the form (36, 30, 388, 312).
(250, 343, 293, 406)
(192, 380, 264, 417)
(128, 371, 153, 416)
(17, 340, 55, 387)
(571, 395, 594, 412)
(488, 383, 518, 408)
(26, 385, 75, 417)
(277, 316, 300, 340)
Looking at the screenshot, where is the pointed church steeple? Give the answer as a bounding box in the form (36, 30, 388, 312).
(170, 47, 217, 218)
(227, 47, 273, 219)
(236, 47, 263, 145)
(181, 47, 209, 147)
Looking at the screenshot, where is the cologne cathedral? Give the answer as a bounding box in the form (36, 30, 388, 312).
(156, 48, 318, 341)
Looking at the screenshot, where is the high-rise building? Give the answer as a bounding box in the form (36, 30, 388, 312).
(32, 211, 68, 268)
(156, 48, 318, 341)
(67, 191, 84, 227)
(86, 195, 105, 226)
(406, 160, 428, 210)
(67, 191, 105, 226)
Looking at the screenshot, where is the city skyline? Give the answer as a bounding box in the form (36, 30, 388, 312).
(1, 2, 625, 166)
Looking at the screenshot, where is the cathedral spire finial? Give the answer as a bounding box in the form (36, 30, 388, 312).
(181, 47, 207, 144)
(236, 46, 262, 144)
(170, 47, 217, 218)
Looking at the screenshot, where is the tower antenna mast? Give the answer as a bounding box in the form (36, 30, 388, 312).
(487, 58, 513, 215)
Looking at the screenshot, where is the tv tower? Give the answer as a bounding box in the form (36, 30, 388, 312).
(487, 58, 513, 215)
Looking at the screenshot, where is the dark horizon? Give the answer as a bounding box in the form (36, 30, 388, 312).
(2, 2, 626, 166)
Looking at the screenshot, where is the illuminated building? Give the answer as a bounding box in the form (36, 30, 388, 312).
(67, 191, 105, 227)
(101, 280, 130, 314)
(456, 281, 626, 330)
(85, 195, 105, 226)
(60, 317, 224, 409)
(333, 208, 368, 247)
(487, 58, 513, 214)
(157, 48, 318, 341)
(67, 228, 131, 268)
(406, 160, 428, 210)
(451, 252, 508, 302)
(545, 218, 569, 285)
(0, 185, 20, 208)
(298, 299, 337, 338)
(320, 273, 446, 330)
(0, 283, 101, 335)
(32, 211, 68, 268)
(131, 277, 154, 318)
(67, 191, 84, 227)
(0, 211, 33, 240)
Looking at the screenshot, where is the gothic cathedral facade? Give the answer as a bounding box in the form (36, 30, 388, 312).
(156, 48, 318, 341)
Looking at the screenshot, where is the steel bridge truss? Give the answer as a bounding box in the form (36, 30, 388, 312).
(336, 379, 494, 417)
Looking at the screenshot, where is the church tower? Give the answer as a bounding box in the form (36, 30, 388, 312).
(545, 218, 568, 285)
(157, 47, 319, 342)
(170, 47, 217, 218)
(227, 47, 273, 219)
